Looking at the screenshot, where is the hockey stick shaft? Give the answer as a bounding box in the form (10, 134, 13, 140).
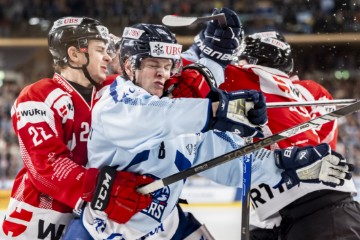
(266, 99, 357, 108)
(162, 13, 227, 27)
(137, 100, 360, 194)
(241, 140, 252, 240)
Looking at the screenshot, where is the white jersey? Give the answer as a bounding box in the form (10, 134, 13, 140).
(249, 179, 357, 228)
(83, 76, 283, 239)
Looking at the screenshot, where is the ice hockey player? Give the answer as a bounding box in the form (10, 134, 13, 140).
(180, 14, 360, 237)
(0, 17, 153, 240)
(80, 23, 353, 240)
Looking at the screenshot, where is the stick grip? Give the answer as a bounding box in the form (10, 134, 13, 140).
(137, 179, 165, 194)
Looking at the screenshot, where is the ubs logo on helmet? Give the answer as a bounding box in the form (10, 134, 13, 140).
(122, 27, 144, 39)
(96, 26, 109, 39)
(152, 43, 164, 56)
(52, 17, 82, 30)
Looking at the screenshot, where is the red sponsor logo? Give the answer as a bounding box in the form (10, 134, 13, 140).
(2, 208, 33, 237)
(63, 18, 79, 24)
(126, 28, 142, 38)
(17, 111, 21, 121)
(59, 105, 68, 116)
(164, 45, 182, 56)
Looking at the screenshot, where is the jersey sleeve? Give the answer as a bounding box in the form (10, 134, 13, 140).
(194, 131, 282, 188)
(294, 80, 338, 149)
(91, 78, 212, 154)
(12, 85, 87, 209)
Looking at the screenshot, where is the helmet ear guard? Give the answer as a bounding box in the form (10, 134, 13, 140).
(119, 23, 183, 78)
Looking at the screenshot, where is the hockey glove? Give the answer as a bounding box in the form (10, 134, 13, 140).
(211, 89, 267, 138)
(191, 7, 244, 67)
(275, 143, 354, 189)
(81, 166, 154, 224)
(164, 63, 218, 99)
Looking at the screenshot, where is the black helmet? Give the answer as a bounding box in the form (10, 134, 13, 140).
(119, 23, 183, 77)
(239, 31, 294, 74)
(48, 17, 110, 66)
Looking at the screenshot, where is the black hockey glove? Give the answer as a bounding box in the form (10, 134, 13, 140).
(275, 143, 354, 189)
(191, 7, 244, 67)
(210, 89, 267, 138)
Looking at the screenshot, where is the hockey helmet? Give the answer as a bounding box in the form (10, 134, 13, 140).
(239, 31, 294, 74)
(119, 23, 183, 77)
(48, 17, 111, 66)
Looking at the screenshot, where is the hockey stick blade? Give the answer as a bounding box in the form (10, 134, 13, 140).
(162, 13, 227, 27)
(137, 100, 360, 194)
(266, 99, 357, 108)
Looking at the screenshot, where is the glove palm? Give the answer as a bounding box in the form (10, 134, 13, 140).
(275, 143, 354, 189)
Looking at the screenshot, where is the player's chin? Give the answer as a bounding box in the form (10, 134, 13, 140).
(152, 88, 164, 97)
(94, 74, 107, 84)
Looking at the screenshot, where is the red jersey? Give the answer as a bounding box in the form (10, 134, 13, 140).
(220, 64, 320, 149)
(0, 73, 105, 239)
(219, 64, 354, 224)
(292, 78, 338, 149)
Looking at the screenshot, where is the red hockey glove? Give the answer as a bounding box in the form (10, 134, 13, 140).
(164, 63, 218, 99)
(81, 167, 153, 224)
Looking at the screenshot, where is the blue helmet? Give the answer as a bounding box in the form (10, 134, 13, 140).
(119, 23, 183, 77)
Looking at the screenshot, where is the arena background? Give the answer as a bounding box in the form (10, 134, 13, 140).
(1, 0, 360, 239)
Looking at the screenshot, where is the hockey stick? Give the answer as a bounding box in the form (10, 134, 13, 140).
(162, 13, 227, 27)
(266, 99, 357, 108)
(137, 100, 360, 195)
(241, 139, 252, 240)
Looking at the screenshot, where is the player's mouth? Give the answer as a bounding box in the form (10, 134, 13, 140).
(154, 81, 164, 89)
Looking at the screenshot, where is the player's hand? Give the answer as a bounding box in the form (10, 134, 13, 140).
(82, 167, 153, 224)
(211, 89, 267, 138)
(164, 63, 217, 98)
(191, 7, 243, 67)
(275, 143, 354, 189)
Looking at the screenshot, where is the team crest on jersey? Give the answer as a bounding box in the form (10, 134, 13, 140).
(142, 186, 170, 222)
(91, 217, 107, 233)
(186, 143, 197, 155)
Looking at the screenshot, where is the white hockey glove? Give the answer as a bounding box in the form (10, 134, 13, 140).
(275, 143, 354, 189)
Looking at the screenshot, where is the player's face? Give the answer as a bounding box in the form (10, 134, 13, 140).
(135, 58, 172, 97)
(86, 40, 112, 84)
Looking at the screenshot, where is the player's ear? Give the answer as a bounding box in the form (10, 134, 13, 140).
(124, 59, 134, 80)
(67, 46, 82, 64)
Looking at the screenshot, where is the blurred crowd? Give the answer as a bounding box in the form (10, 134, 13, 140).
(0, 82, 21, 187)
(1, 0, 360, 37)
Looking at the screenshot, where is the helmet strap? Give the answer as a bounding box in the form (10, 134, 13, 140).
(67, 52, 100, 88)
(82, 53, 100, 88)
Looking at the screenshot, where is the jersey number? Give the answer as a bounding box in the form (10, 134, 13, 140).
(80, 122, 90, 142)
(28, 127, 53, 146)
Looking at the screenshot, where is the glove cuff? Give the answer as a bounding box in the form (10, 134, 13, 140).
(274, 146, 300, 169)
(90, 166, 117, 211)
(81, 166, 118, 207)
(281, 171, 300, 189)
(183, 63, 219, 100)
(81, 168, 100, 202)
